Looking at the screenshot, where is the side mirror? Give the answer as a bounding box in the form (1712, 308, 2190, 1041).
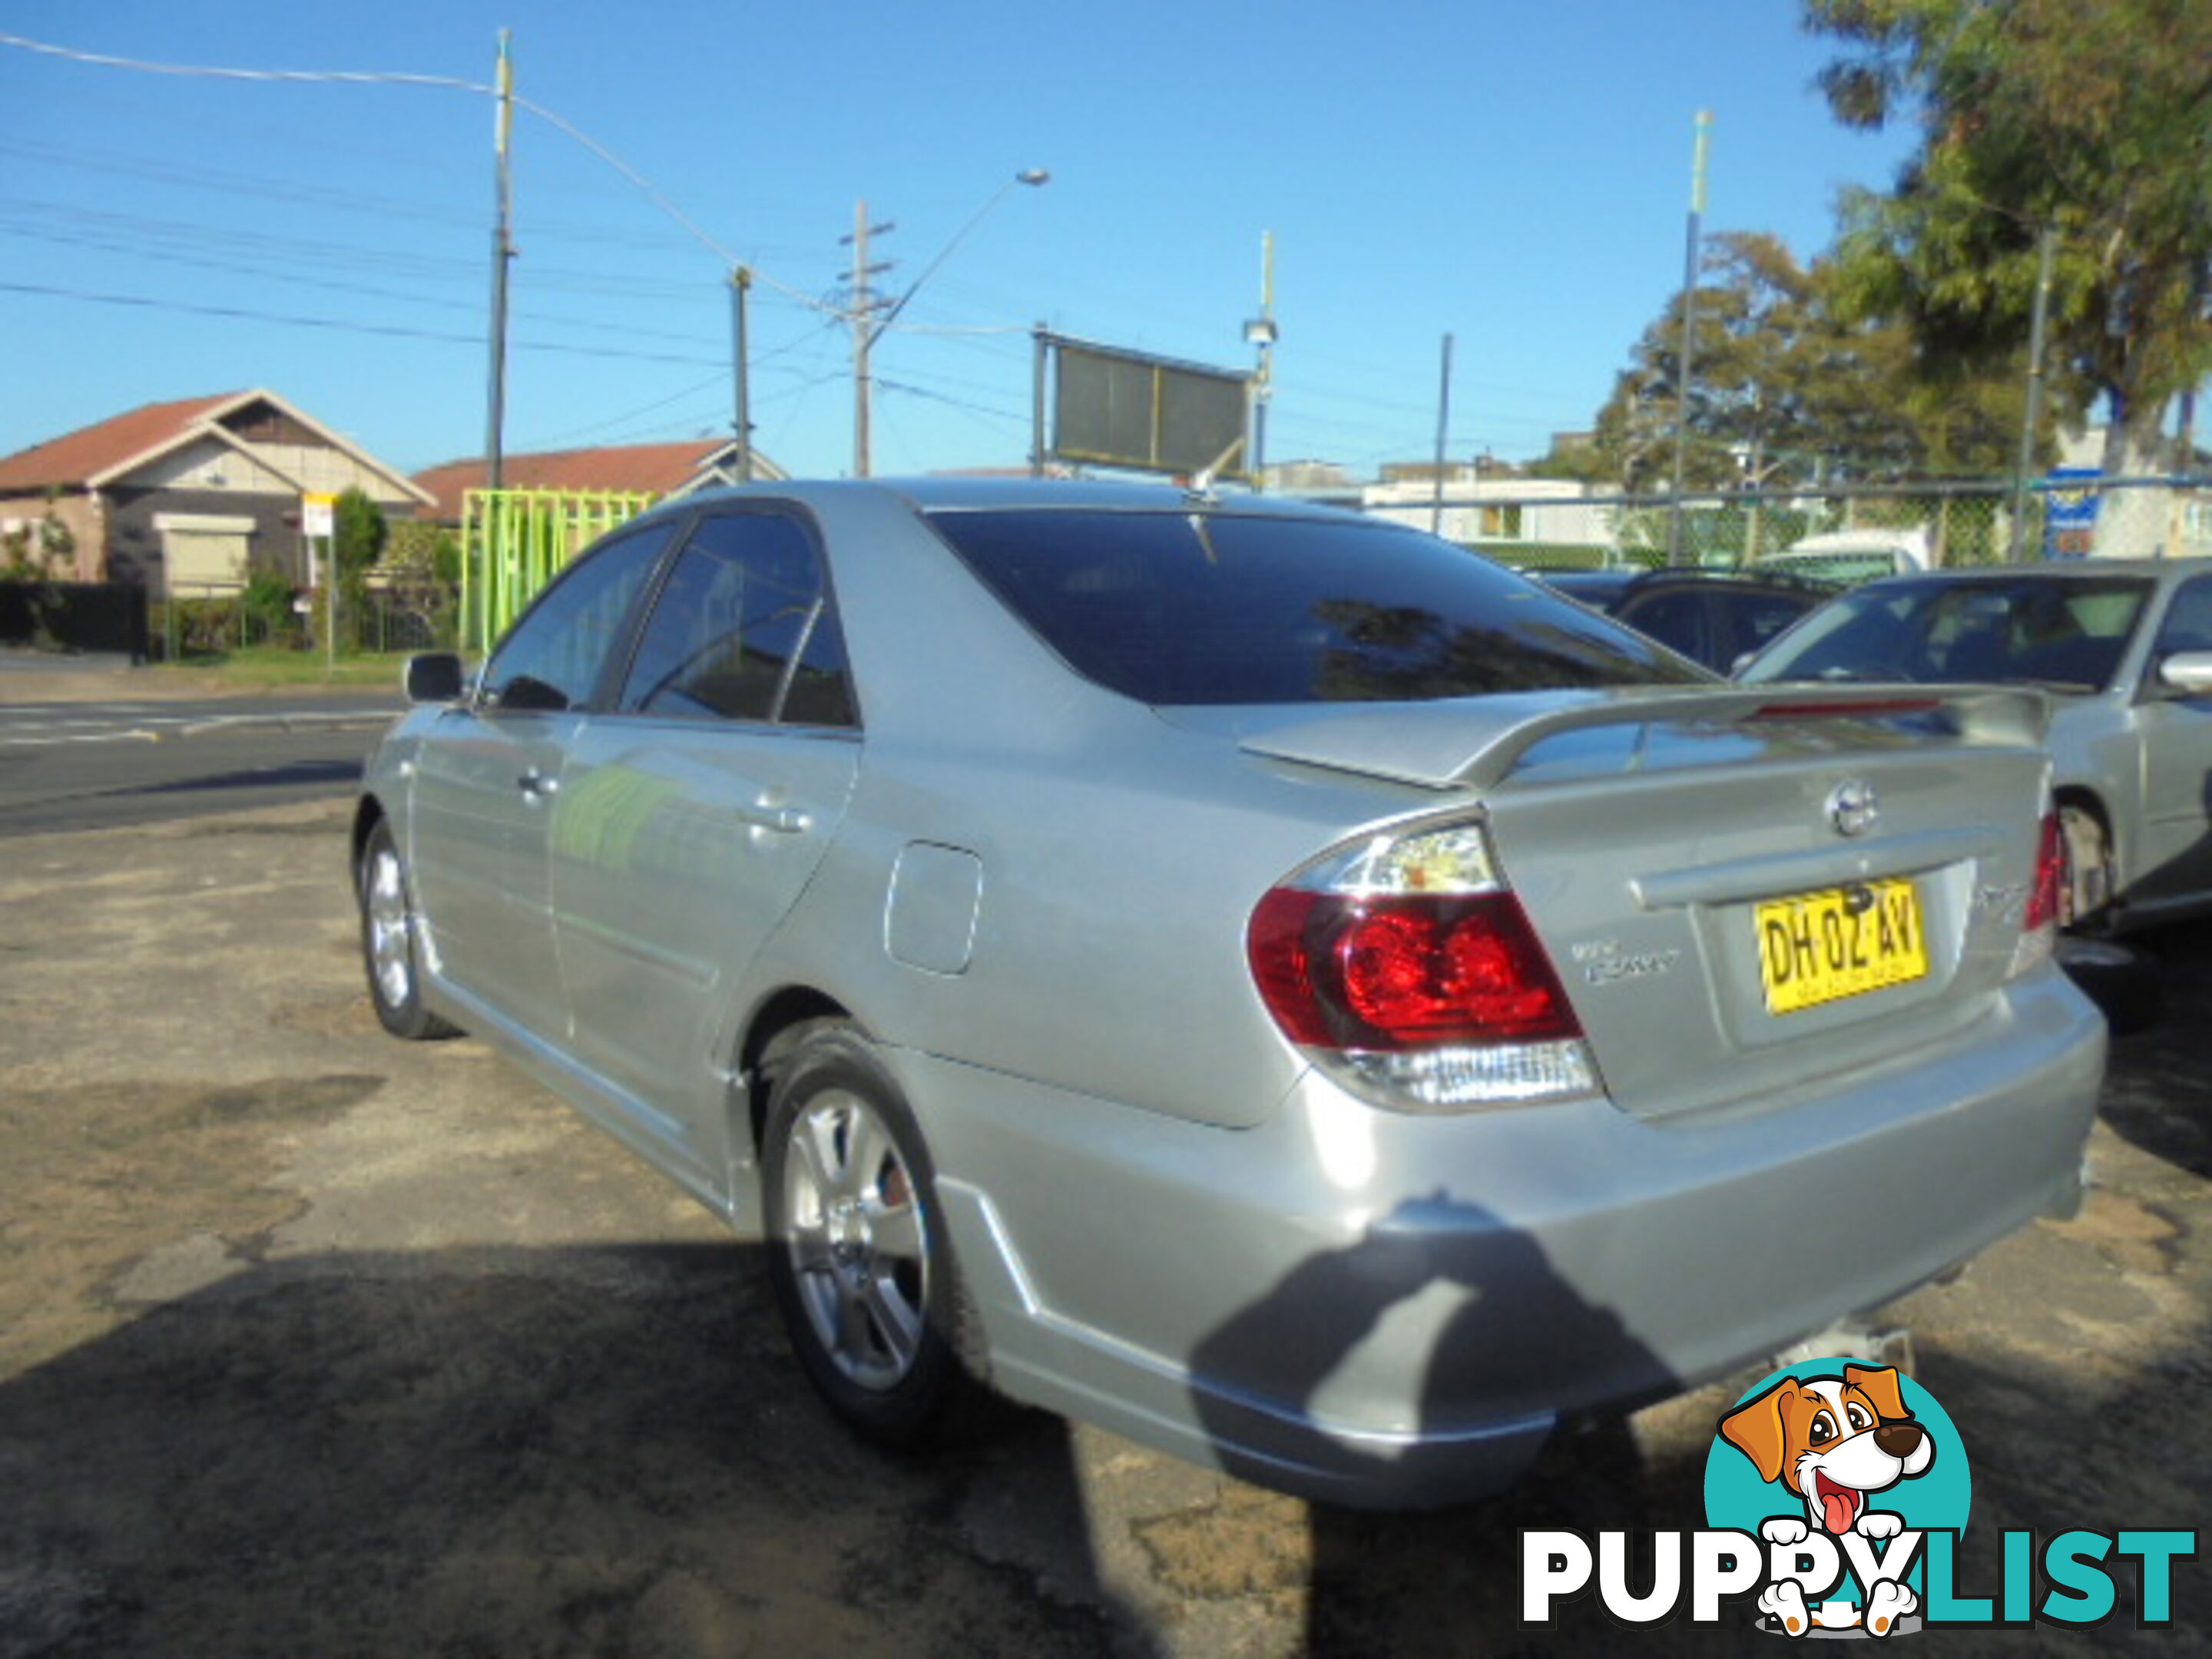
(2156, 650, 2212, 698)
(403, 651, 467, 704)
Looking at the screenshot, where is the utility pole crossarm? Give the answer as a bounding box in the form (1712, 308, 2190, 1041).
(846, 170, 1048, 478)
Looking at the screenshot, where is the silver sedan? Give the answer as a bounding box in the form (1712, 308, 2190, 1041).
(1739, 559, 2212, 933)
(356, 480, 2103, 1508)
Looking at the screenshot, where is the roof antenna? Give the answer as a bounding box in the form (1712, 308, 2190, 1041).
(1185, 434, 1247, 505)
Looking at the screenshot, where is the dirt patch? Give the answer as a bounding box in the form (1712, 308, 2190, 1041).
(2045, 1188, 2187, 1277)
(270, 993, 383, 1041)
(1134, 1485, 1308, 1599)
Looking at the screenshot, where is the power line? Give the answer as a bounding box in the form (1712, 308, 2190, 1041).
(0, 280, 730, 368)
(0, 224, 735, 351)
(0, 31, 835, 316)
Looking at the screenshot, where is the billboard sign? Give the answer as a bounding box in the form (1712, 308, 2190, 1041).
(1041, 334, 1250, 480)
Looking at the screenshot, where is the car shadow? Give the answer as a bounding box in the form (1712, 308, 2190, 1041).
(0, 1243, 1144, 1659)
(2098, 920, 2212, 1179)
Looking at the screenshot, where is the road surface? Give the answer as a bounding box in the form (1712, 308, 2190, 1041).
(0, 694, 396, 836)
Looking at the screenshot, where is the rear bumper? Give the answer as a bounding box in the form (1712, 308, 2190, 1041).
(906, 963, 2104, 1508)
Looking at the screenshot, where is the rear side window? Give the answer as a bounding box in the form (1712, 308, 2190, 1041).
(929, 509, 1704, 706)
(618, 511, 857, 727)
(1618, 588, 1710, 664)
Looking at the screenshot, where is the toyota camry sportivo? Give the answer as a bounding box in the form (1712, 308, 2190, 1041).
(355, 479, 2104, 1508)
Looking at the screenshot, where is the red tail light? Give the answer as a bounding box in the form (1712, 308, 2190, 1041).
(2022, 810, 2064, 937)
(1249, 889, 1583, 1052)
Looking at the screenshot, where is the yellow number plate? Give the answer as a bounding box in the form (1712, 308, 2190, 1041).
(1755, 879, 1928, 1015)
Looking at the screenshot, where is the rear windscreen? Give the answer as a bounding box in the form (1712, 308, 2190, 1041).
(1741, 575, 2154, 692)
(929, 508, 1707, 706)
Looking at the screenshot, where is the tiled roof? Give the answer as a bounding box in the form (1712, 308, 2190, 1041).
(411, 440, 760, 519)
(0, 393, 240, 492)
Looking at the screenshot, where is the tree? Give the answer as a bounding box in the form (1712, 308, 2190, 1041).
(333, 487, 388, 582)
(1806, 0, 2212, 526)
(1589, 232, 2002, 492)
(1, 491, 77, 581)
(1519, 433, 1614, 485)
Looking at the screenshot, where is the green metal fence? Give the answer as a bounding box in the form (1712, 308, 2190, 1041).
(462, 488, 657, 654)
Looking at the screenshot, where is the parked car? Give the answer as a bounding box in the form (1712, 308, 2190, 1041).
(356, 481, 2103, 1508)
(1538, 567, 1834, 672)
(1738, 559, 2212, 935)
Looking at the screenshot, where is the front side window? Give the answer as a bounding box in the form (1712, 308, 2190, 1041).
(618, 511, 857, 727)
(929, 508, 1704, 707)
(482, 522, 677, 711)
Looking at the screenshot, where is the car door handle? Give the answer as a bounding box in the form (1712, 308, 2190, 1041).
(518, 769, 560, 800)
(738, 799, 811, 835)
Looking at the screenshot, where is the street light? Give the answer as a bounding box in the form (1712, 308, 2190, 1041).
(852, 168, 1049, 475)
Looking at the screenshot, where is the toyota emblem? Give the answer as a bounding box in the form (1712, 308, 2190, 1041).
(1827, 779, 1880, 837)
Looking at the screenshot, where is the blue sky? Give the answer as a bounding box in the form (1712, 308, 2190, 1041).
(0, 2, 1914, 482)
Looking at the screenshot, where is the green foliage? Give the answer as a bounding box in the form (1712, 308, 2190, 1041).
(1805, 0, 2212, 470)
(1519, 435, 1614, 485)
(379, 518, 462, 650)
(324, 486, 390, 631)
(2, 495, 76, 580)
(333, 487, 387, 578)
(241, 566, 302, 646)
(1590, 233, 2015, 492)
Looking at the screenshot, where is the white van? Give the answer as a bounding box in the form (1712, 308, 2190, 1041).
(1756, 528, 1932, 584)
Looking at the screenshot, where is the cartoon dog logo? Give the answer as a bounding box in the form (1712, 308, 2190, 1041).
(1719, 1363, 1935, 1637)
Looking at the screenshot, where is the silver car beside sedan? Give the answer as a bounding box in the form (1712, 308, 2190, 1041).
(1738, 559, 2212, 933)
(355, 480, 2104, 1508)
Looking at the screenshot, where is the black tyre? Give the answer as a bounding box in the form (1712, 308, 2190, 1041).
(357, 818, 460, 1041)
(2058, 804, 2115, 933)
(760, 1022, 981, 1445)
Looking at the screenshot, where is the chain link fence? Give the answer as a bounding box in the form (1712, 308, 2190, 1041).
(1382, 476, 2212, 578)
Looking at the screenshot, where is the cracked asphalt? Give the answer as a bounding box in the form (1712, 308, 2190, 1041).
(0, 795, 2204, 1657)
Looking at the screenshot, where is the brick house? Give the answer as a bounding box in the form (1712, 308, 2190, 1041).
(0, 389, 432, 595)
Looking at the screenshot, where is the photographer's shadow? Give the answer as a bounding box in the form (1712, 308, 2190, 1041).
(1189, 1191, 1687, 1654)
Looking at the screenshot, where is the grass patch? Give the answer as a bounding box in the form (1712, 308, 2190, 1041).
(151, 647, 415, 692)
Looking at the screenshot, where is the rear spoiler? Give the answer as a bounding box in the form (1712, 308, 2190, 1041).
(1237, 684, 2051, 793)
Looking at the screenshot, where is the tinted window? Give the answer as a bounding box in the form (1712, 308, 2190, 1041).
(1742, 575, 2152, 691)
(2154, 575, 2212, 658)
(931, 509, 1704, 706)
(1716, 590, 1820, 664)
(482, 522, 676, 711)
(1618, 588, 1710, 664)
(618, 511, 857, 727)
